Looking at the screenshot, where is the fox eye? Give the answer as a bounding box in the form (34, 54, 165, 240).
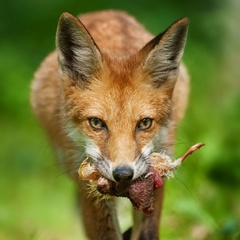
(88, 117, 107, 130)
(136, 118, 153, 131)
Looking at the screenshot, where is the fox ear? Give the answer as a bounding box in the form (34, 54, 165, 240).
(56, 12, 102, 85)
(139, 18, 189, 87)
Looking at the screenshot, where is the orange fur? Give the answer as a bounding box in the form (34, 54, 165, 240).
(31, 10, 189, 240)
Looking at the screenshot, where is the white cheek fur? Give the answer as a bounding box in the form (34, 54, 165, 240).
(85, 139, 114, 181)
(65, 121, 86, 144)
(85, 139, 101, 161)
(133, 142, 153, 180)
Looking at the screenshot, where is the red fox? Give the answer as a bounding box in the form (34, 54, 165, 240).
(31, 10, 189, 240)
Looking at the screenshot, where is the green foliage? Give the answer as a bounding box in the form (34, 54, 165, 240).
(0, 0, 239, 239)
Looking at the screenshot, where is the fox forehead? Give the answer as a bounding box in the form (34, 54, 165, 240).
(65, 62, 172, 124)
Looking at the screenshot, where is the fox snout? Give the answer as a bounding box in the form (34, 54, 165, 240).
(84, 138, 154, 183)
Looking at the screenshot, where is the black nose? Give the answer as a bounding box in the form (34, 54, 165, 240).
(113, 166, 134, 182)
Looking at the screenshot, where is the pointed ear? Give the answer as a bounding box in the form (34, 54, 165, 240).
(56, 12, 102, 85)
(139, 18, 189, 88)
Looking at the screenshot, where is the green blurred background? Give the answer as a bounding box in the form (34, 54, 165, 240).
(0, 0, 240, 239)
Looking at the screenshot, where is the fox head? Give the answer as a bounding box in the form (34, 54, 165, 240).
(56, 12, 188, 182)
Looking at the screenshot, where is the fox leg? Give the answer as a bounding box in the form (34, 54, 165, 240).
(130, 187, 164, 240)
(77, 181, 122, 240)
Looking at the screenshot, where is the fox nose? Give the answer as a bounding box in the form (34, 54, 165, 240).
(113, 166, 134, 182)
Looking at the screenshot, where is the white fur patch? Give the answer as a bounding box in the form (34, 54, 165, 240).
(152, 125, 169, 151)
(85, 139, 114, 181)
(64, 120, 114, 180)
(65, 121, 86, 145)
(133, 142, 153, 180)
(85, 140, 102, 162)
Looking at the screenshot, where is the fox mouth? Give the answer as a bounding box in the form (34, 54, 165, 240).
(79, 159, 164, 216)
(79, 143, 204, 216)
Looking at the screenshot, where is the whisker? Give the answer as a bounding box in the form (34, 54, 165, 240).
(40, 162, 68, 172)
(171, 175, 194, 198)
(135, 151, 143, 165)
(54, 168, 78, 179)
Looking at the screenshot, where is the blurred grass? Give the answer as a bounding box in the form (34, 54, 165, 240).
(0, 0, 240, 239)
